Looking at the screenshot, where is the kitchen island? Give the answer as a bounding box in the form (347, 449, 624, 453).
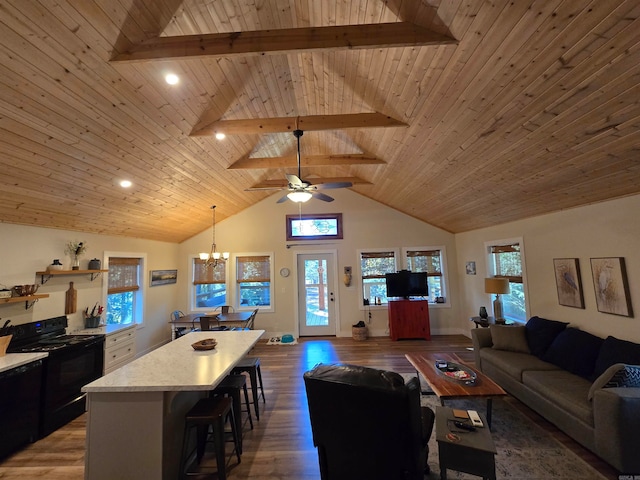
(82, 329, 264, 480)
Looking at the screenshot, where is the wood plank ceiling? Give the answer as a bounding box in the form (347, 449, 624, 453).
(0, 0, 639, 243)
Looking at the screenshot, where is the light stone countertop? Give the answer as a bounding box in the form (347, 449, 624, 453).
(82, 329, 264, 393)
(0, 352, 48, 373)
(72, 323, 135, 336)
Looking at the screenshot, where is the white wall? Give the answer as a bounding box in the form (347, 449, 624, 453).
(0, 223, 178, 355)
(455, 195, 640, 343)
(5, 191, 637, 352)
(178, 189, 460, 337)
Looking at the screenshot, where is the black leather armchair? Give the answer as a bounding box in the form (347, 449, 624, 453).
(303, 363, 435, 480)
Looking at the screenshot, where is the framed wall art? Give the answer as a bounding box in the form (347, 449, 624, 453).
(590, 257, 633, 317)
(553, 258, 584, 309)
(465, 261, 476, 275)
(150, 269, 178, 286)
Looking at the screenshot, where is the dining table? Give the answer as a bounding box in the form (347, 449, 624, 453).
(82, 329, 264, 480)
(169, 311, 254, 339)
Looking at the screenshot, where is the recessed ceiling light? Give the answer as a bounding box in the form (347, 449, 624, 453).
(120, 180, 132, 188)
(215, 132, 226, 140)
(165, 73, 179, 85)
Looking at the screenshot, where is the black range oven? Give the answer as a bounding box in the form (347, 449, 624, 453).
(7, 316, 104, 438)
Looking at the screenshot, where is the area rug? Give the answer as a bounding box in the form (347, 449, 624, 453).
(398, 373, 607, 480)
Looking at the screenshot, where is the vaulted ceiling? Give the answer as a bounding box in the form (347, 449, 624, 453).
(1, 1, 639, 243)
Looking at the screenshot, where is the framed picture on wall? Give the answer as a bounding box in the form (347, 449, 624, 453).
(150, 269, 178, 286)
(590, 257, 633, 317)
(553, 258, 584, 309)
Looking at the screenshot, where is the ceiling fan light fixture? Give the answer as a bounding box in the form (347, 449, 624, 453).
(287, 191, 312, 203)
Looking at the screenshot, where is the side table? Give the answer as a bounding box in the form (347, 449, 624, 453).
(470, 316, 514, 328)
(435, 406, 496, 480)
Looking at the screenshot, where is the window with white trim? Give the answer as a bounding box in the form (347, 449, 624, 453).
(486, 238, 528, 322)
(236, 254, 273, 310)
(192, 257, 227, 310)
(359, 250, 398, 305)
(106, 256, 143, 326)
(404, 247, 448, 304)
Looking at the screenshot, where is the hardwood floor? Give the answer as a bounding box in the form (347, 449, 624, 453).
(0, 335, 620, 479)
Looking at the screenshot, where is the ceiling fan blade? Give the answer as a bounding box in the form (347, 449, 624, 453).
(286, 173, 304, 187)
(310, 181, 353, 190)
(245, 186, 285, 191)
(276, 193, 290, 203)
(311, 191, 335, 202)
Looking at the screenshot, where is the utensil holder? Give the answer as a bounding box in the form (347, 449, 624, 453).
(0, 335, 12, 357)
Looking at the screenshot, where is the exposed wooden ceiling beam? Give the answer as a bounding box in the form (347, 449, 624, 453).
(192, 113, 406, 137)
(228, 154, 384, 169)
(248, 177, 370, 190)
(111, 22, 457, 63)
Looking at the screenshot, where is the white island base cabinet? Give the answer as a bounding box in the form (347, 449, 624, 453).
(84, 390, 199, 480)
(82, 330, 264, 480)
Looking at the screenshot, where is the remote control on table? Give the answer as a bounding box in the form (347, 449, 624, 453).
(467, 410, 484, 427)
(453, 421, 476, 431)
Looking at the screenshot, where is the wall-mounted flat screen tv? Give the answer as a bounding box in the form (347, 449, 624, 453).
(385, 270, 428, 299)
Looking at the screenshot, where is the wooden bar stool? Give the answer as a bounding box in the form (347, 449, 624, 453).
(179, 396, 241, 480)
(231, 356, 266, 420)
(211, 374, 253, 453)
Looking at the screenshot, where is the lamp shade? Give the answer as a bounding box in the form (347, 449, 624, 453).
(287, 191, 312, 203)
(484, 277, 510, 294)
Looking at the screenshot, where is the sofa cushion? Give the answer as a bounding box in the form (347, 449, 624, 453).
(490, 325, 530, 353)
(479, 348, 560, 382)
(542, 327, 604, 379)
(522, 369, 594, 425)
(525, 316, 569, 358)
(593, 336, 640, 378)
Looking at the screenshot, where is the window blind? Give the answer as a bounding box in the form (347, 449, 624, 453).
(108, 257, 141, 294)
(407, 250, 442, 277)
(361, 251, 396, 279)
(193, 258, 226, 285)
(236, 255, 270, 283)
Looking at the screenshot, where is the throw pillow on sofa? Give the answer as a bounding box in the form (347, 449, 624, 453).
(525, 316, 569, 358)
(490, 325, 530, 353)
(588, 363, 640, 401)
(542, 327, 603, 379)
(593, 336, 640, 378)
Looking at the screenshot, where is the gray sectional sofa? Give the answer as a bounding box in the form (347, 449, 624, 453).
(471, 316, 640, 474)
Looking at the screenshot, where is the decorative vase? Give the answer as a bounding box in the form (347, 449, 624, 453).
(72, 256, 80, 270)
(48, 259, 63, 271)
(479, 306, 488, 319)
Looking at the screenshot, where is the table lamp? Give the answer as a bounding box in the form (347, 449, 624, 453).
(484, 278, 510, 322)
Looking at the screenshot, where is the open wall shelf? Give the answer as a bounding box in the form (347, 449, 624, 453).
(36, 269, 108, 285)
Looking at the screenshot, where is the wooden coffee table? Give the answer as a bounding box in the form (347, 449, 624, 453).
(405, 352, 506, 428)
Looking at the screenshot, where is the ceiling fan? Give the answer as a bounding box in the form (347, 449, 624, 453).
(275, 129, 353, 203)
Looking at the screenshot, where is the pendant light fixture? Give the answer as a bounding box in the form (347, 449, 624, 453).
(199, 205, 229, 268)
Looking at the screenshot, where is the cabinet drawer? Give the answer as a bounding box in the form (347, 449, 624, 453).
(105, 340, 135, 371)
(105, 327, 135, 349)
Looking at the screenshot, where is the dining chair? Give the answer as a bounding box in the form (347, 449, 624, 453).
(231, 309, 258, 331)
(216, 305, 235, 314)
(171, 310, 188, 338)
